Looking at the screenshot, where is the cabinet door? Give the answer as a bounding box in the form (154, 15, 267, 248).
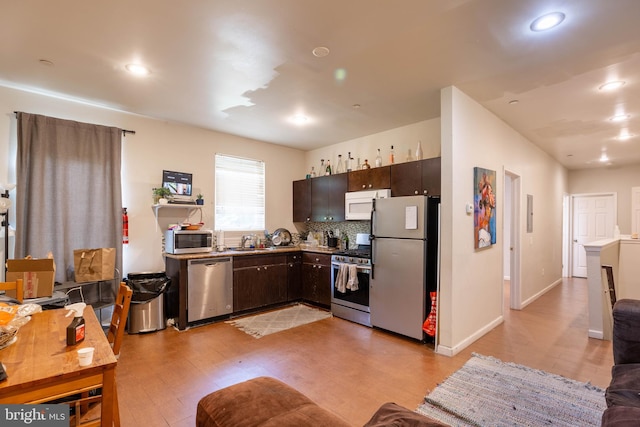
(315, 262, 331, 306)
(262, 264, 288, 306)
(293, 179, 312, 222)
(327, 174, 348, 221)
(311, 176, 331, 221)
(348, 167, 390, 192)
(311, 174, 347, 222)
(390, 161, 422, 196)
(233, 264, 287, 310)
(287, 254, 302, 301)
(421, 157, 441, 196)
(301, 253, 331, 306)
(233, 267, 261, 311)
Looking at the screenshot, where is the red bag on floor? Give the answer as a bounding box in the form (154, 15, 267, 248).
(422, 292, 437, 337)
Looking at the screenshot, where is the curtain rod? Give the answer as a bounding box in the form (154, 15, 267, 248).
(13, 111, 135, 136)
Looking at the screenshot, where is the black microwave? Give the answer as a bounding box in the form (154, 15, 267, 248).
(165, 229, 213, 254)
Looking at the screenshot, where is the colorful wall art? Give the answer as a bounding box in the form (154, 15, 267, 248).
(474, 167, 496, 249)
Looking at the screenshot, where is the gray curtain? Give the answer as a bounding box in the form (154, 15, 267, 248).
(15, 112, 122, 283)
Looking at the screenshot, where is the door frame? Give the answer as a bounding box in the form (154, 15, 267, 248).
(504, 170, 521, 310)
(567, 192, 617, 278)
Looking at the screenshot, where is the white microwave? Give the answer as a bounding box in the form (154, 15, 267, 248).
(345, 189, 391, 220)
(165, 229, 213, 254)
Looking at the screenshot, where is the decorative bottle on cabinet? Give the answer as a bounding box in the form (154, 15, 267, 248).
(389, 145, 395, 164)
(375, 149, 382, 167)
(336, 155, 344, 173)
(346, 152, 352, 172)
(362, 159, 371, 169)
(416, 141, 423, 160)
(325, 160, 332, 175)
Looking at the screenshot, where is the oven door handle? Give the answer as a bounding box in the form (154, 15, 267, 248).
(331, 262, 371, 273)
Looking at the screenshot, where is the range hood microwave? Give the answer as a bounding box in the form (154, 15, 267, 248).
(345, 189, 391, 220)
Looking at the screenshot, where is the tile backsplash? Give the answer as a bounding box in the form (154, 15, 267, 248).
(293, 221, 370, 249)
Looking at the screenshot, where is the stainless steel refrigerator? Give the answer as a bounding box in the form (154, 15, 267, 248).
(370, 195, 439, 340)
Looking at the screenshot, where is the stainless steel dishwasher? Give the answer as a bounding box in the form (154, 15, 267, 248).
(187, 257, 233, 322)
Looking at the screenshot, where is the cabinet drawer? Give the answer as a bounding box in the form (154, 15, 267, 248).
(233, 254, 287, 269)
(302, 252, 331, 266)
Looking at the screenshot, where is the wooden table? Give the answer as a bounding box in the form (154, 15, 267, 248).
(0, 306, 118, 425)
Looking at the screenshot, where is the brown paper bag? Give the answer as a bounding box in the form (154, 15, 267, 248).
(73, 248, 116, 282)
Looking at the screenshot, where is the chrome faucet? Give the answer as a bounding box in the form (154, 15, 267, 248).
(241, 234, 255, 249)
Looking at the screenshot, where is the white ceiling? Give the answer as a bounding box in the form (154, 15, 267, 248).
(1, 0, 639, 170)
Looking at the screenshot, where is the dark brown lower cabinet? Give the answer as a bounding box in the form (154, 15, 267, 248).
(233, 255, 288, 312)
(301, 253, 331, 307)
(287, 253, 303, 301)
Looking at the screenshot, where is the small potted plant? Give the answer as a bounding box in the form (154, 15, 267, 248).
(196, 194, 204, 205)
(152, 187, 172, 204)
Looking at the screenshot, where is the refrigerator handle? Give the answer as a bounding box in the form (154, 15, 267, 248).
(369, 198, 376, 239)
(370, 198, 376, 280)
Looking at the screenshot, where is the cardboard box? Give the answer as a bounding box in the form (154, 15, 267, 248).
(6, 258, 56, 299)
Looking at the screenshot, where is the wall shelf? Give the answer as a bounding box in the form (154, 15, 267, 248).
(152, 203, 202, 215)
(152, 204, 204, 231)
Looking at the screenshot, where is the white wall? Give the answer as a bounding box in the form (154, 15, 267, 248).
(569, 165, 640, 234)
(0, 85, 306, 277)
(438, 86, 568, 355)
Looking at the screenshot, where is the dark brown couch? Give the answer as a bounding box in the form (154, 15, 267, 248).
(602, 299, 640, 426)
(196, 376, 448, 427)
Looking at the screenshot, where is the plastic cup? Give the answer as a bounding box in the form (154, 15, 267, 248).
(78, 347, 95, 366)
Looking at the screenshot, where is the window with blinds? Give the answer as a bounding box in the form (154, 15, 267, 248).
(215, 154, 265, 231)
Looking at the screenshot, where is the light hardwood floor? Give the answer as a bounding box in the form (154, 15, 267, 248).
(115, 277, 613, 426)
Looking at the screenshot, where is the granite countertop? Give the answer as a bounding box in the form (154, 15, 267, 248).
(164, 244, 339, 260)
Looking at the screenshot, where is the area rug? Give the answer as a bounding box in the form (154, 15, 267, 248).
(416, 353, 606, 427)
(226, 304, 332, 338)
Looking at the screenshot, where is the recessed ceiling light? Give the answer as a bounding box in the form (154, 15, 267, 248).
(352, 104, 361, 109)
(599, 153, 609, 162)
(290, 114, 309, 125)
(618, 132, 635, 141)
(530, 12, 565, 32)
(125, 63, 150, 76)
(508, 99, 519, 105)
(38, 59, 54, 66)
(609, 114, 631, 122)
(599, 80, 625, 91)
(312, 46, 330, 58)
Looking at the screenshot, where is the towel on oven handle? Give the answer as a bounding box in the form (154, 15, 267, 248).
(335, 264, 348, 293)
(347, 264, 359, 291)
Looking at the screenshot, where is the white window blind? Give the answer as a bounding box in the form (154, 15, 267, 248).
(215, 154, 265, 231)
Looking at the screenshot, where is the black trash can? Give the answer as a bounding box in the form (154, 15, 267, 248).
(125, 272, 170, 334)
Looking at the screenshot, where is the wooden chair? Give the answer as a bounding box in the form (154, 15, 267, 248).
(76, 282, 132, 426)
(0, 278, 23, 303)
(108, 283, 133, 358)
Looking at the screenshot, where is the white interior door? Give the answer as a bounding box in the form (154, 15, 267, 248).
(632, 187, 640, 234)
(571, 194, 615, 277)
(504, 171, 521, 310)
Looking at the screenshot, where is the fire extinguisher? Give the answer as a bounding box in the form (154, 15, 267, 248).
(122, 207, 129, 244)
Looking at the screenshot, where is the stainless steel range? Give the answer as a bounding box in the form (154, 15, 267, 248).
(331, 234, 372, 327)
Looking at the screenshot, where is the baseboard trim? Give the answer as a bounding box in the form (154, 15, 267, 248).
(435, 315, 504, 357)
(520, 278, 562, 309)
(588, 329, 604, 340)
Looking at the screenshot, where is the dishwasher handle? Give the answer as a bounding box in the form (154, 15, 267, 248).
(188, 257, 231, 267)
